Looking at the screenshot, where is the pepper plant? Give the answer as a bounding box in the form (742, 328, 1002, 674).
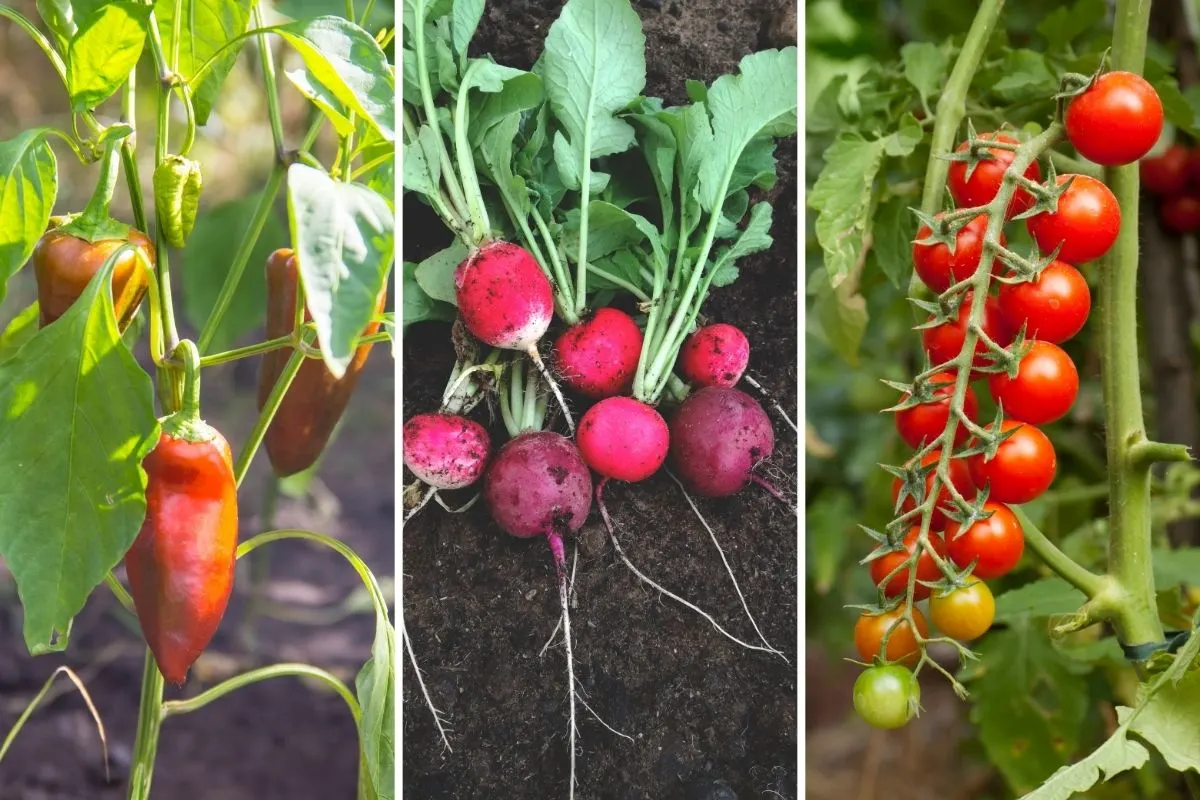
(810, 0, 1200, 796)
(0, 0, 395, 797)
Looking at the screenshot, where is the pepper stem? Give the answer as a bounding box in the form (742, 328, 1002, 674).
(59, 138, 133, 243)
(160, 340, 215, 443)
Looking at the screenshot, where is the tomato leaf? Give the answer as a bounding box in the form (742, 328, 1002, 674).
(0, 256, 158, 653)
(991, 50, 1057, 104)
(67, 0, 151, 110)
(993, 577, 1087, 623)
(1016, 733, 1149, 800)
(0, 129, 57, 306)
(900, 42, 948, 108)
(1035, 0, 1107, 49)
(809, 133, 885, 286)
(287, 165, 394, 378)
(964, 624, 1093, 795)
(810, 267, 867, 365)
(278, 16, 396, 143)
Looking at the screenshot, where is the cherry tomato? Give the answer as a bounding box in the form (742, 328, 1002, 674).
(894, 370, 979, 449)
(869, 526, 947, 601)
(853, 665, 920, 730)
(1160, 195, 1200, 234)
(947, 132, 1043, 218)
(921, 293, 1013, 372)
(996, 261, 1091, 344)
(1187, 147, 1200, 187)
(968, 420, 1057, 505)
(987, 341, 1079, 425)
(945, 501, 1025, 579)
(891, 449, 977, 531)
(1141, 145, 1190, 195)
(929, 579, 996, 641)
(1026, 175, 1121, 264)
(912, 214, 1003, 294)
(1065, 71, 1164, 166)
(854, 605, 929, 665)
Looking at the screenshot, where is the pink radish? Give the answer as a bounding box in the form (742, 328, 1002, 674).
(576, 396, 670, 483)
(455, 241, 575, 433)
(669, 386, 778, 499)
(680, 323, 750, 389)
(483, 431, 593, 799)
(402, 413, 491, 490)
(553, 307, 643, 399)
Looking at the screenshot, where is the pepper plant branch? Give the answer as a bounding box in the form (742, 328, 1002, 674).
(252, 5, 287, 157)
(161, 663, 360, 721)
(1100, 0, 1166, 650)
(233, 337, 311, 486)
(126, 652, 165, 800)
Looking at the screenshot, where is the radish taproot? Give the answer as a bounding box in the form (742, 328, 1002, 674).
(669, 386, 778, 499)
(483, 430, 592, 799)
(454, 241, 575, 433)
(553, 307, 644, 399)
(576, 396, 670, 483)
(680, 323, 750, 389)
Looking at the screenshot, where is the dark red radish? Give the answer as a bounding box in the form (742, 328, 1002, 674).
(402, 413, 491, 490)
(669, 386, 775, 498)
(553, 307, 643, 399)
(454, 241, 575, 433)
(680, 323, 750, 389)
(576, 396, 670, 483)
(483, 430, 593, 797)
(484, 431, 593, 539)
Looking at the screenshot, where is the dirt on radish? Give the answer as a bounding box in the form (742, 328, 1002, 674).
(401, 2, 798, 797)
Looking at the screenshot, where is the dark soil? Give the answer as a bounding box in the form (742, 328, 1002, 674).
(401, 2, 799, 798)
(0, 321, 395, 800)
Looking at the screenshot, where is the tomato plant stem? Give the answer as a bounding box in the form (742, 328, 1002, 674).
(126, 651, 165, 800)
(1010, 506, 1105, 596)
(1100, 0, 1166, 649)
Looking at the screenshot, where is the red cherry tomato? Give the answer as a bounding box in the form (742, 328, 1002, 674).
(1026, 175, 1121, 264)
(945, 501, 1025, 580)
(1141, 145, 1190, 195)
(854, 605, 928, 665)
(1160, 195, 1200, 234)
(894, 371, 978, 449)
(996, 261, 1091, 344)
(1065, 71, 1164, 166)
(922, 293, 1012, 372)
(947, 132, 1043, 218)
(912, 214, 1003, 294)
(869, 526, 947, 601)
(1187, 148, 1200, 187)
(929, 579, 996, 641)
(987, 341, 1079, 425)
(891, 449, 977, 531)
(968, 420, 1057, 505)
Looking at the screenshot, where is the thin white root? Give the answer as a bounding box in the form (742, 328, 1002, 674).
(603, 516, 782, 657)
(403, 485, 438, 524)
(556, 551, 578, 800)
(402, 622, 452, 752)
(666, 469, 788, 664)
(574, 682, 633, 742)
(434, 491, 481, 514)
(743, 374, 799, 434)
(527, 345, 576, 435)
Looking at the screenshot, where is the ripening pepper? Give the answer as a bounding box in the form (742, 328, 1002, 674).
(125, 374, 239, 685)
(256, 248, 387, 477)
(34, 227, 155, 329)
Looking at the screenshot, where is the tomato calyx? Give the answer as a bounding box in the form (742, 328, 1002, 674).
(910, 208, 980, 254)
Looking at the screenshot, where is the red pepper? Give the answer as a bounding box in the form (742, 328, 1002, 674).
(257, 248, 387, 477)
(34, 227, 154, 329)
(125, 343, 238, 684)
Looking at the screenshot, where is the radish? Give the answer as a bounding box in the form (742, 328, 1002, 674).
(402, 413, 491, 491)
(553, 307, 643, 399)
(483, 430, 593, 799)
(576, 396, 670, 483)
(679, 323, 750, 389)
(669, 386, 780, 500)
(455, 241, 575, 433)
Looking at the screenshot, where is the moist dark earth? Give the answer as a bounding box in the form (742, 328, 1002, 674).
(402, 2, 799, 799)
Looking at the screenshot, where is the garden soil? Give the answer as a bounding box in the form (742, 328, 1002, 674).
(403, 1, 799, 798)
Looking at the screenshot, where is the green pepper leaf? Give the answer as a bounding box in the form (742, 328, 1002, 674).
(0, 129, 57, 306)
(67, 0, 151, 111)
(155, 0, 253, 126)
(0, 255, 158, 653)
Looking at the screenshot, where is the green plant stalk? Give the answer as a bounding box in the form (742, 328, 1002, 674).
(199, 334, 295, 367)
(411, 2, 470, 224)
(453, 61, 492, 241)
(252, 4, 286, 156)
(126, 651, 165, 800)
(1097, 0, 1166, 649)
(153, 71, 181, 355)
(0, 8, 68, 86)
(234, 339, 310, 486)
(121, 74, 148, 233)
(909, 0, 1005, 302)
